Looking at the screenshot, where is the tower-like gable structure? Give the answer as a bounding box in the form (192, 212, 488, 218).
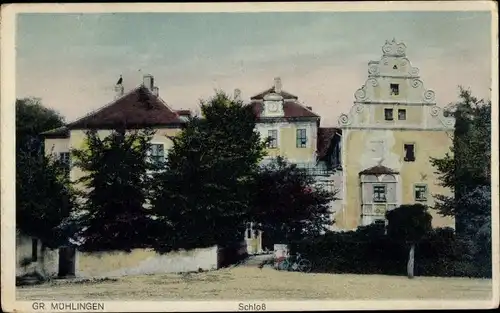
(337, 39, 455, 230)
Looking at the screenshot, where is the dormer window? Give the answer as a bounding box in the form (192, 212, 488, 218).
(390, 84, 399, 96)
(263, 92, 284, 117)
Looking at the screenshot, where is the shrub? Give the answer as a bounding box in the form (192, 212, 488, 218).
(293, 226, 491, 278)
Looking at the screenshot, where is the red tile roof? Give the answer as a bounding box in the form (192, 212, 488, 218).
(40, 126, 70, 138)
(359, 165, 399, 176)
(317, 127, 340, 159)
(249, 100, 319, 120)
(66, 86, 184, 129)
(250, 87, 298, 100)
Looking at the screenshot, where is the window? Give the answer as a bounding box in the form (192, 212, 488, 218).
(59, 152, 70, 164)
(59, 152, 70, 167)
(267, 130, 278, 149)
(398, 109, 406, 120)
(296, 129, 307, 148)
(384, 108, 394, 121)
(404, 143, 415, 162)
(390, 84, 399, 95)
(149, 144, 165, 166)
(31, 238, 38, 262)
(373, 185, 387, 203)
(414, 184, 428, 202)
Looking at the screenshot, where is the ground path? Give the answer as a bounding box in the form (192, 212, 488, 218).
(17, 265, 492, 301)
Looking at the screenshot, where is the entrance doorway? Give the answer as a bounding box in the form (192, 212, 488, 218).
(58, 246, 76, 277)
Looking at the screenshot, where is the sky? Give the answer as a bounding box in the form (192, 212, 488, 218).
(16, 11, 492, 127)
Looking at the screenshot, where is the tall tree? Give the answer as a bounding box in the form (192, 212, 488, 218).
(250, 157, 336, 243)
(151, 91, 267, 252)
(430, 88, 491, 236)
(16, 150, 75, 248)
(71, 128, 159, 252)
(15, 97, 72, 247)
(16, 97, 64, 154)
(386, 204, 433, 279)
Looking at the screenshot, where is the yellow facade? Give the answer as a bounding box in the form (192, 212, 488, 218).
(263, 125, 316, 163)
(338, 129, 454, 229)
(44, 127, 182, 185)
(337, 39, 456, 230)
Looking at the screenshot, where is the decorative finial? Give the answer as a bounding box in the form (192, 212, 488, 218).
(382, 39, 407, 57)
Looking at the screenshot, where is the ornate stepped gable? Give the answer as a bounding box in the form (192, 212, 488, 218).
(337, 39, 455, 130)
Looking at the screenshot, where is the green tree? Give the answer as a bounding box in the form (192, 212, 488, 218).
(386, 204, 433, 279)
(430, 88, 491, 236)
(16, 97, 64, 154)
(151, 91, 267, 252)
(15, 97, 72, 248)
(71, 128, 159, 252)
(16, 150, 75, 248)
(250, 157, 336, 243)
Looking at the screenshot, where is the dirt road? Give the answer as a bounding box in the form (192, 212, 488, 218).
(16, 266, 492, 301)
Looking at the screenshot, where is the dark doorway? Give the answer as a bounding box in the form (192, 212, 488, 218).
(262, 229, 286, 253)
(58, 246, 76, 277)
(262, 232, 274, 252)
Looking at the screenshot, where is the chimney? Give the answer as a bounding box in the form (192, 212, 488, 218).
(143, 74, 154, 91)
(114, 84, 124, 99)
(234, 88, 241, 101)
(152, 86, 159, 96)
(274, 77, 282, 93)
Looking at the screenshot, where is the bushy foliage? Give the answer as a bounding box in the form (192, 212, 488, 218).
(151, 92, 267, 252)
(386, 204, 433, 243)
(250, 156, 336, 243)
(16, 97, 74, 248)
(293, 225, 491, 278)
(70, 128, 160, 252)
(16, 97, 65, 154)
(430, 88, 491, 234)
(16, 151, 76, 248)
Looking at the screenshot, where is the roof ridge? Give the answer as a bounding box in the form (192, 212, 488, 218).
(288, 100, 320, 117)
(40, 125, 68, 135)
(250, 86, 298, 100)
(152, 91, 181, 119)
(66, 85, 143, 128)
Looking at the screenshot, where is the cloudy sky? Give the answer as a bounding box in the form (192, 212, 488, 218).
(16, 10, 492, 126)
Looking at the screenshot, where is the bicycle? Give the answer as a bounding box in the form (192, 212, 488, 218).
(277, 253, 312, 273)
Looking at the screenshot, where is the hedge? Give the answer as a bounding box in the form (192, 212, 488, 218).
(291, 225, 491, 278)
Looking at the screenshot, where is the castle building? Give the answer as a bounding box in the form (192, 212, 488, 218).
(336, 39, 455, 230)
(243, 78, 342, 253)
